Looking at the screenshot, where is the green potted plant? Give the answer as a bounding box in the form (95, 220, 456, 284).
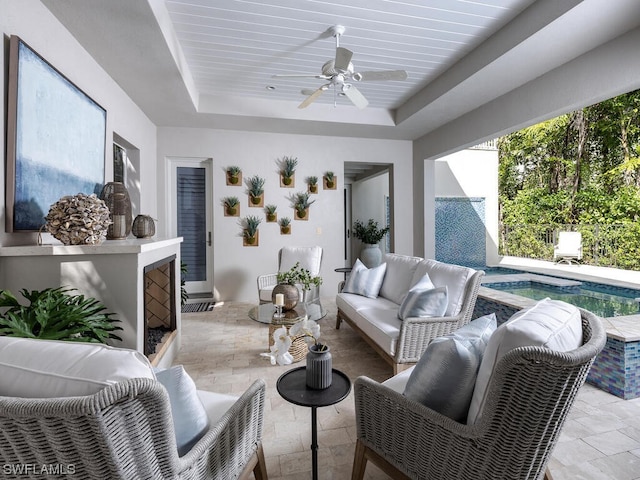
(352, 218, 390, 267)
(226, 165, 242, 185)
(324, 171, 336, 189)
(243, 215, 262, 245)
(223, 196, 240, 216)
(247, 175, 265, 206)
(293, 191, 316, 220)
(307, 175, 319, 194)
(273, 261, 323, 310)
(265, 204, 277, 222)
(0, 287, 122, 343)
(281, 156, 298, 187)
(279, 216, 291, 234)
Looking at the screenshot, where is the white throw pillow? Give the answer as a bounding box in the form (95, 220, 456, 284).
(156, 365, 210, 457)
(397, 274, 448, 320)
(403, 314, 497, 422)
(0, 336, 155, 398)
(343, 259, 387, 299)
(466, 298, 583, 425)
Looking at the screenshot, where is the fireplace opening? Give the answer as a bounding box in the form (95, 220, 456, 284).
(144, 255, 177, 359)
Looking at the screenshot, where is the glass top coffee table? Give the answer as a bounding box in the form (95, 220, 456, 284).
(248, 300, 326, 324)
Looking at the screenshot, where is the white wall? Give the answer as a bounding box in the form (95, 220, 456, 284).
(351, 172, 390, 260)
(157, 127, 412, 302)
(434, 148, 499, 265)
(0, 0, 157, 248)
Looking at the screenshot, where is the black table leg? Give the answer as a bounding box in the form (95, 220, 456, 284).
(311, 406, 318, 480)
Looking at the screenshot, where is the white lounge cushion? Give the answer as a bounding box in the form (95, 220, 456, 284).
(0, 336, 154, 398)
(412, 259, 476, 316)
(343, 259, 387, 299)
(349, 307, 402, 356)
(379, 253, 423, 304)
(467, 299, 582, 425)
(280, 246, 322, 275)
(156, 365, 210, 456)
(398, 274, 448, 320)
(197, 389, 239, 425)
(403, 314, 497, 422)
(382, 366, 415, 393)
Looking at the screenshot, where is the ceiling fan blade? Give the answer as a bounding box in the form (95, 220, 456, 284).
(343, 85, 368, 109)
(298, 86, 326, 109)
(272, 74, 330, 79)
(356, 70, 408, 82)
(334, 47, 353, 72)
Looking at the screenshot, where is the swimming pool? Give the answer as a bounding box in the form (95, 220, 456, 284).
(481, 267, 640, 317)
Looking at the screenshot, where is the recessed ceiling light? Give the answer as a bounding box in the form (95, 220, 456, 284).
(266, 85, 276, 91)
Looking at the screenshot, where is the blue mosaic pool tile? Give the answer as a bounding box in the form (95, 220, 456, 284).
(435, 197, 486, 268)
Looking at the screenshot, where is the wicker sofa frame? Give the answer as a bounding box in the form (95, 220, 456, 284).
(351, 309, 606, 480)
(0, 377, 267, 480)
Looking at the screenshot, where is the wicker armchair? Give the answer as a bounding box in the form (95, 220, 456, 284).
(0, 377, 268, 480)
(352, 309, 606, 480)
(257, 246, 323, 304)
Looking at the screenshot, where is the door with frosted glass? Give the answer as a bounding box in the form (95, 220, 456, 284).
(170, 159, 212, 296)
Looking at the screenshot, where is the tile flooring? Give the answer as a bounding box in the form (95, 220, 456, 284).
(177, 299, 640, 480)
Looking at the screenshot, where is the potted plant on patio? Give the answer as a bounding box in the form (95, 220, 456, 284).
(273, 262, 323, 310)
(353, 218, 390, 267)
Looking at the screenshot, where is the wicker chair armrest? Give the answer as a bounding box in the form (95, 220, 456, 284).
(354, 376, 479, 478)
(395, 314, 465, 363)
(178, 379, 266, 478)
(257, 273, 277, 290)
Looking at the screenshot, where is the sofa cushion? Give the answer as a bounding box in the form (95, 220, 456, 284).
(412, 259, 476, 316)
(378, 253, 423, 304)
(398, 274, 448, 320)
(467, 299, 582, 425)
(0, 336, 155, 398)
(347, 306, 402, 357)
(403, 314, 497, 422)
(343, 259, 387, 299)
(156, 365, 210, 456)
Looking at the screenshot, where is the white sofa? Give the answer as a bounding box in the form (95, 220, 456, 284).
(336, 253, 484, 374)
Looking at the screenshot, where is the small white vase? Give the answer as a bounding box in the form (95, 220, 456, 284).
(360, 243, 382, 268)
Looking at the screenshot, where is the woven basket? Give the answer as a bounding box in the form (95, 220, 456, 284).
(268, 322, 308, 362)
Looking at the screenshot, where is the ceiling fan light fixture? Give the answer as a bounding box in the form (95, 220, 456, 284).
(353, 72, 363, 82)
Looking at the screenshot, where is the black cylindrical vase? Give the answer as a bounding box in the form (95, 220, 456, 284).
(306, 344, 332, 389)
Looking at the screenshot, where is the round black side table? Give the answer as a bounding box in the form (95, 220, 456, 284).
(276, 366, 351, 480)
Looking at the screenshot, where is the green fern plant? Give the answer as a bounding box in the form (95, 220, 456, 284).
(0, 287, 122, 343)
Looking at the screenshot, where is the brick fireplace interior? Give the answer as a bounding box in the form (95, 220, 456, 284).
(144, 255, 177, 358)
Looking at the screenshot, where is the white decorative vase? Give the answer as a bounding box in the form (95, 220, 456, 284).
(360, 243, 382, 268)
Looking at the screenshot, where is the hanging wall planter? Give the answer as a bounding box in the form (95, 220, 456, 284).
(223, 196, 240, 217)
(293, 191, 315, 221)
(279, 156, 297, 188)
(246, 175, 265, 208)
(265, 204, 278, 222)
(242, 215, 261, 246)
(323, 171, 337, 190)
(226, 166, 242, 186)
(307, 176, 319, 194)
(279, 217, 291, 235)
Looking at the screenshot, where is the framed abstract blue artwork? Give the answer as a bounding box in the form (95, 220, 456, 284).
(5, 35, 106, 232)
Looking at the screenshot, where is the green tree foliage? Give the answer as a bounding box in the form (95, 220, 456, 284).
(499, 88, 640, 269)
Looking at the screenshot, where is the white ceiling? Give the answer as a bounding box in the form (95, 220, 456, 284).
(42, 0, 640, 141)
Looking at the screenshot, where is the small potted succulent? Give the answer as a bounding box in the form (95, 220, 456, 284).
(293, 191, 316, 220)
(246, 175, 265, 206)
(226, 165, 242, 185)
(307, 176, 319, 194)
(242, 215, 262, 246)
(223, 196, 240, 216)
(279, 216, 291, 234)
(281, 156, 298, 187)
(324, 171, 336, 189)
(265, 204, 277, 222)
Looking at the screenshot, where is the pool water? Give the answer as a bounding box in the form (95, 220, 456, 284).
(487, 282, 640, 318)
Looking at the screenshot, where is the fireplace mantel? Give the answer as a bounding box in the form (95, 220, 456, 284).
(0, 237, 183, 367)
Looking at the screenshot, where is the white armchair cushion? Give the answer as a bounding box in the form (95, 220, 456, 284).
(397, 274, 448, 320)
(156, 365, 210, 456)
(280, 246, 322, 275)
(378, 253, 423, 304)
(467, 299, 582, 425)
(343, 259, 387, 299)
(402, 313, 497, 422)
(0, 336, 154, 398)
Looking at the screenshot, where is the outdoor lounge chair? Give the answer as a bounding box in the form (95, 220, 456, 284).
(553, 231, 582, 264)
(351, 307, 606, 480)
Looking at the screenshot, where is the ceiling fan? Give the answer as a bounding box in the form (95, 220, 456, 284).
(272, 25, 408, 109)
